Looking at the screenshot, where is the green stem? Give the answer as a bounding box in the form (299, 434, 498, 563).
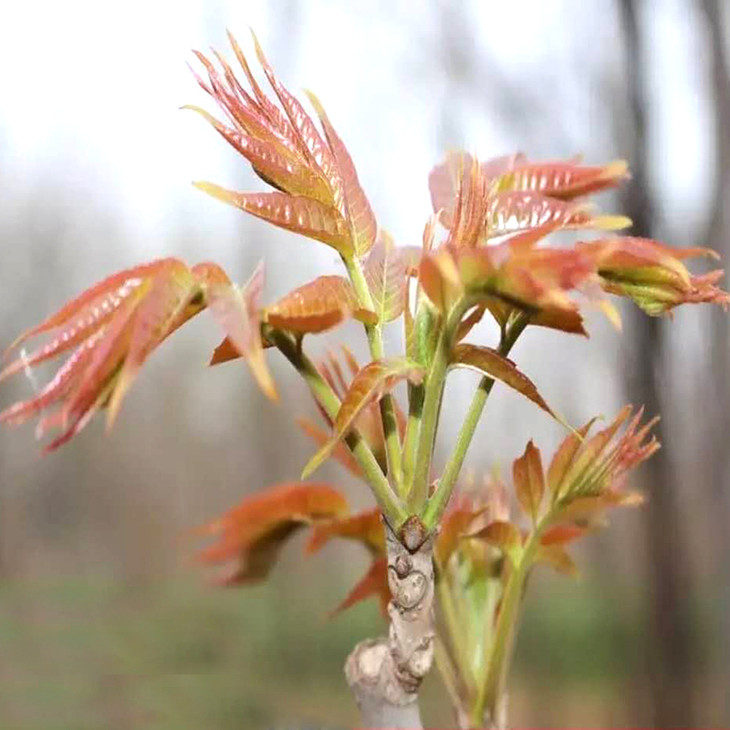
(344, 257, 404, 490)
(474, 513, 549, 724)
(400, 382, 424, 496)
(421, 314, 529, 530)
(268, 328, 407, 526)
(410, 327, 450, 509)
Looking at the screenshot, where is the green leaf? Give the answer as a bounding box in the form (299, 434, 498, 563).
(363, 231, 407, 323)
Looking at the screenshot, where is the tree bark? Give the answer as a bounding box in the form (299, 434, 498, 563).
(346, 520, 435, 729)
(617, 2, 698, 726)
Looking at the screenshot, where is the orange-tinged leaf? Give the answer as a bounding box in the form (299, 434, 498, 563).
(306, 507, 385, 556)
(0, 330, 104, 427)
(486, 192, 630, 238)
(451, 344, 556, 420)
(265, 275, 374, 334)
(198, 482, 348, 585)
(331, 557, 389, 617)
(251, 33, 342, 203)
(473, 520, 522, 562)
(205, 263, 277, 400)
(106, 262, 199, 426)
(547, 419, 596, 499)
(194, 183, 352, 254)
(500, 159, 629, 199)
(3, 260, 172, 358)
(535, 545, 579, 577)
(301, 357, 424, 478)
(513, 440, 545, 523)
(305, 90, 377, 257)
(540, 524, 586, 546)
(363, 231, 407, 323)
(435, 500, 488, 567)
(183, 104, 331, 201)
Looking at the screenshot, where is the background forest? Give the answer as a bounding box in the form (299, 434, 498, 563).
(1, 1, 728, 727)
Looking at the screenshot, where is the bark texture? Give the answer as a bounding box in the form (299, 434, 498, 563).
(346, 521, 435, 729)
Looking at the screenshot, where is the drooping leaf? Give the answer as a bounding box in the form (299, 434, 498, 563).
(301, 357, 424, 478)
(306, 507, 385, 556)
(363, 231, 407, 323)
(265, 275, 375, 334)
(513, 440, 545, 524)
(296, 417, 363, 477)
(331, 557, 389, 617)
(198, 482, 348, 585)
(451, 344, 556, 419)
(205, 263, 277, 400)
(194, 184, 352, 255)
(106, 262, 200, 425)
(0, 258, 236, 449)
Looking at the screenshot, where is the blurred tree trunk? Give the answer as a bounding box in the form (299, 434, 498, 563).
(697, 1, 730, 722)
(617, 1, 697, 727)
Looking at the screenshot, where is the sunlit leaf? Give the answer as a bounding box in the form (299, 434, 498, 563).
(499, 159, 629, 200)
(194, 184, 352, 255)
(265, 275, 375, 334)
(305, 90, 377, 257)
(363, 231, 407, 323)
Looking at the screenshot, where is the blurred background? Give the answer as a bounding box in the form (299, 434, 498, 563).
(1, 0, 729, 727)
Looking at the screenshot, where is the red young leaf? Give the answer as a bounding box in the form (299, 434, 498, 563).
(0, 258, 223, 449)
(305, 90, 377, 257)
(331, 557, 389, 617)
(306, 507, 385, 556)
(499, 159, 629, 200)
(194, 184, 352, 255)
(265, 275, 375, 333)
(451, 344, 557, 421)
(513, 440, 545, 523)
(301, 357, 424, 478)
(205, 262, 277, 400)
(198, 482, 348, 585)
(473, 520, 522, 560)
(540, 524, 586, 546)
(190, 34, 377, 258)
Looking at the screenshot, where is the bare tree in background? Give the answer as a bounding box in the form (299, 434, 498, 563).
(697, 1, 730, 721)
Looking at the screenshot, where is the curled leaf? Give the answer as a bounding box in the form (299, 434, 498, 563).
(451, 344, 556, 420)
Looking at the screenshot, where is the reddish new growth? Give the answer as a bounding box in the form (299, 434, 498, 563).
(1, 30, 727, 730)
